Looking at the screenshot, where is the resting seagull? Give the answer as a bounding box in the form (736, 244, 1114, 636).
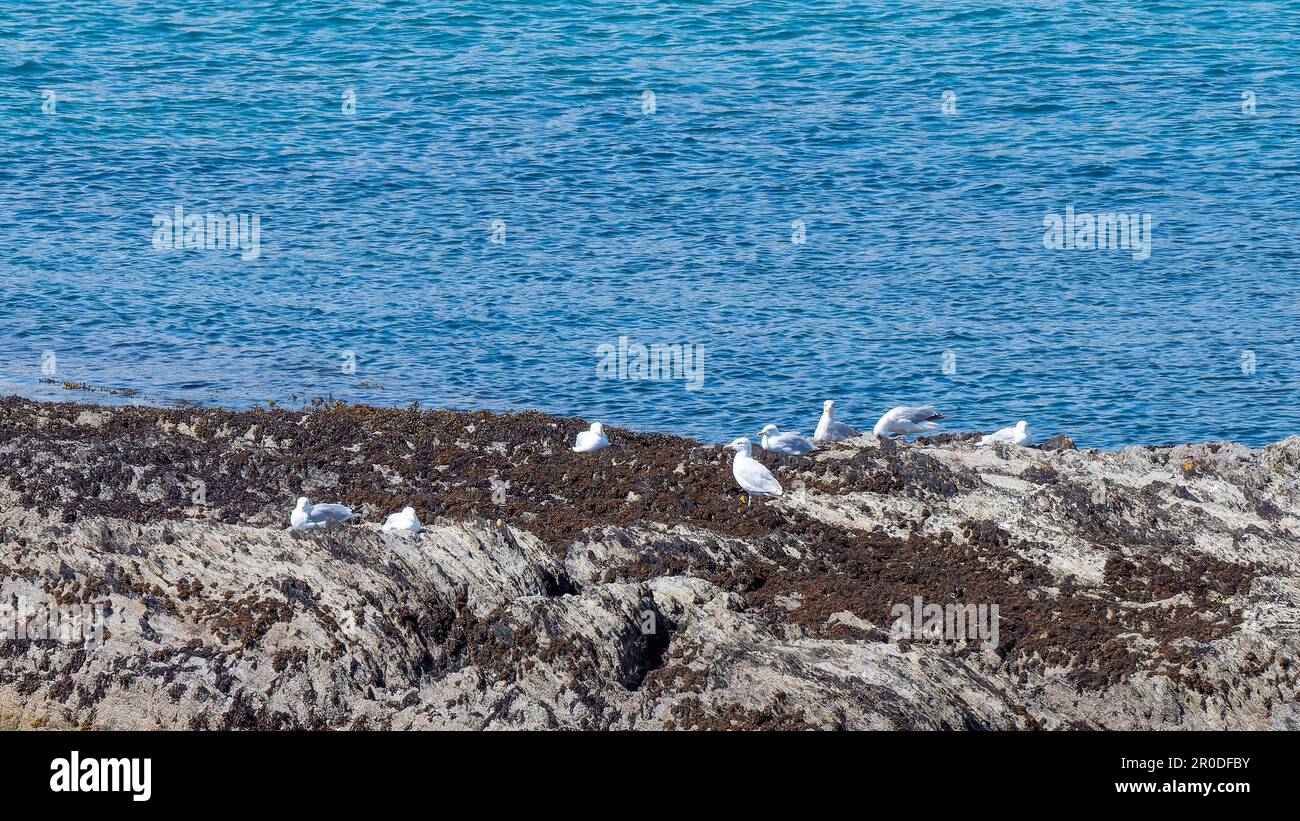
(756, 424, 816, 455)
(873, 405, 947, 439)
(813, 400, 859, 442)
(725, 437, 783, 505)
(382, 506, 422, 533)
(572, 422, 609, 453)
(980, 421, 1031, 446)
(290, 496, 355, 530)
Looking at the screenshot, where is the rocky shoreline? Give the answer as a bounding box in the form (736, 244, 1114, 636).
(0, 395, 1297, 729)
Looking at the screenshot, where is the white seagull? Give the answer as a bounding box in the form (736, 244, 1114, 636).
(290, 496, 355, 530)
(980, 421, 1031, 446)
(813, 400, 859, 442)
(756, 424, 817, 455)
(382, 506, 422, 533)
(572, 421, 610, 453)
(873, 405, 947, 439)
(725, 437, 783, 505)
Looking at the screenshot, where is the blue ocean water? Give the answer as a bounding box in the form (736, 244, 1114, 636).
(2, 1, 1298, 448)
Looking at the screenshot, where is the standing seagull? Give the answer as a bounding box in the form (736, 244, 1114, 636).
(813, 400, 859, 442)
(756, 424, 817, 455)
(290, 496, 355, 530)
(725, 437, 783, 505)
(572, 421, 610, 453)
(382, 506, 422, 533)
(980, 421, 1031, 446)
(873, 405, 947, 439)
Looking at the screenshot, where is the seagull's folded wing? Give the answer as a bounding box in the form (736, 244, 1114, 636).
(781, 433, 816, 452)
(312, 503, 354, 521)
(901, 405, 941, 422)
(738, 461, 783, 495)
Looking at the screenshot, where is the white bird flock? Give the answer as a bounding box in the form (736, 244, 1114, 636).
(724, 402, 1046, 504)
(289, 407, 1044, 525)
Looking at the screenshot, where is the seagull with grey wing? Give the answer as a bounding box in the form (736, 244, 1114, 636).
(290, 496, 356, 530)
(813, 400, 859, 442)
(725, 437, 783, 505)
(756, 424, 817, 455)
(872, 405, 948, 440)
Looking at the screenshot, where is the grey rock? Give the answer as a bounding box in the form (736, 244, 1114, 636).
(0, 398, 1296, 730)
